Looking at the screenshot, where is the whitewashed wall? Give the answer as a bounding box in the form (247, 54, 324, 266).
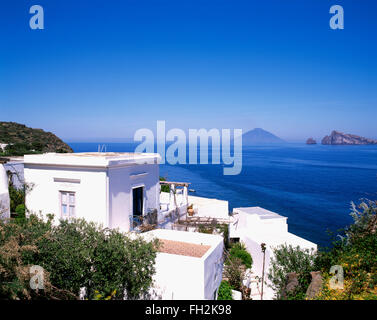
(24, 162, 160, 231)
(24, 165, 108, 226)
(108, 163, 160, 231)
(142, 229, 224, 300)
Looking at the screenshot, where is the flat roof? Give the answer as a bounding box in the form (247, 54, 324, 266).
(23, 152, 161, 168)
(234, 206, 287, 220)
(158, 239, 210, 258)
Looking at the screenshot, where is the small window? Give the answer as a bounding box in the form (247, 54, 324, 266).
(60, 191, 75, 220)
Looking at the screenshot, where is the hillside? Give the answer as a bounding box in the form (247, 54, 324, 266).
(322, 130, 377, 145)
(0, 122, 73, 156)
(242, 128, 285, 145)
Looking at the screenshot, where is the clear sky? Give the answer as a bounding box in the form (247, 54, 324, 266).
(1, 0, 377, 142)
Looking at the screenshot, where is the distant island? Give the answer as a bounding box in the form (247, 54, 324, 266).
(242, 128, 285, 145)
(0, 122, 73, 156)
(306, 138, 317, 145)
(322, 130, 377, 145)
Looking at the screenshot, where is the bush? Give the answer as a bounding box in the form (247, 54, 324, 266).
(9, 185, 25, 213)
(314, 200, 377, 300)
(217, 281, 233, 300)
(268, 244, 316, 300)
(14, 204, 26, 223)
(223, 254, 244, 291)
(229, 242, 252, 268)
(0, 214, 159, 300)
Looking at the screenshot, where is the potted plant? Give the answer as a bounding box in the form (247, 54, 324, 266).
(187, 204, 194, 216)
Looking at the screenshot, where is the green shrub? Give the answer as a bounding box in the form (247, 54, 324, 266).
(268, 244, 316, 300)
(14, 204, 26, 223)
(9, 185, 25, 213)
(0, 214, 159, 300)
(224, 255, 244, 291)
(314, 200, 377, 299)
(229, 242, 252, 268)
(217, 281, 233, 300)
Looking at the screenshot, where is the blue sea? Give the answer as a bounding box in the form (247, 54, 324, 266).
(68, 142, 377, 248)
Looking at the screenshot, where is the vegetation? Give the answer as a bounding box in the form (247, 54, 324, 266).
(314, 200, 377, 300)
(217, 280, 233, 300)
(159, 177, 170, 193)
(0, 214, 159, 300)
(223, 242, 252, 299)
(229, 242, 252, 269)
(0, 122, 72, 156)
(9, 184, 25, 214)
(268, 199, 377, 300)
(268, 244, 316, 300)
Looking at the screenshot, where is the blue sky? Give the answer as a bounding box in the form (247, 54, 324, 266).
(1, 0, 376, 142)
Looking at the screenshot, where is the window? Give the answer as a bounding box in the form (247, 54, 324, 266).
(60, 191, 75, 219)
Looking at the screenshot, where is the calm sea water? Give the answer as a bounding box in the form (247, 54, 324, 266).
(68, 142, 377, 247)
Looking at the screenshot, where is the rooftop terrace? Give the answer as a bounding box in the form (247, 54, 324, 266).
(158, 239, 210, 258)
(23, 152, 161, 167)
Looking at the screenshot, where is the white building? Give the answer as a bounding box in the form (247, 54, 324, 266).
(22, 152, 318, 300)
(140, 229, 224, 300)
(229, 207, 317, 300)
(24, 152, 161, 231)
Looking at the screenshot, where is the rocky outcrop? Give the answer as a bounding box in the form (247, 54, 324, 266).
(306, 138, 317, 145)
(305, 271, 323, 299)
(322, 131, 377, 145)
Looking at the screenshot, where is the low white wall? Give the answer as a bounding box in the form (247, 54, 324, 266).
(160, 192, 229, 220)
(189, 195, 229, 219)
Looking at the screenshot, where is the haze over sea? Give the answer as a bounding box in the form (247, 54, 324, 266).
(69, 142, 377, 248)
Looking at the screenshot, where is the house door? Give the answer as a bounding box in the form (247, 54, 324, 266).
(132, 187, 143, 217)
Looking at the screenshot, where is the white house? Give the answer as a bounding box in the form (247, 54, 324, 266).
(140, 229, 224, 300)
(24, 152, 161, 231)
(229, 207, 317, 299)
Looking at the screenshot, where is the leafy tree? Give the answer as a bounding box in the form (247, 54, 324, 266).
(268, 244, 316, 299)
